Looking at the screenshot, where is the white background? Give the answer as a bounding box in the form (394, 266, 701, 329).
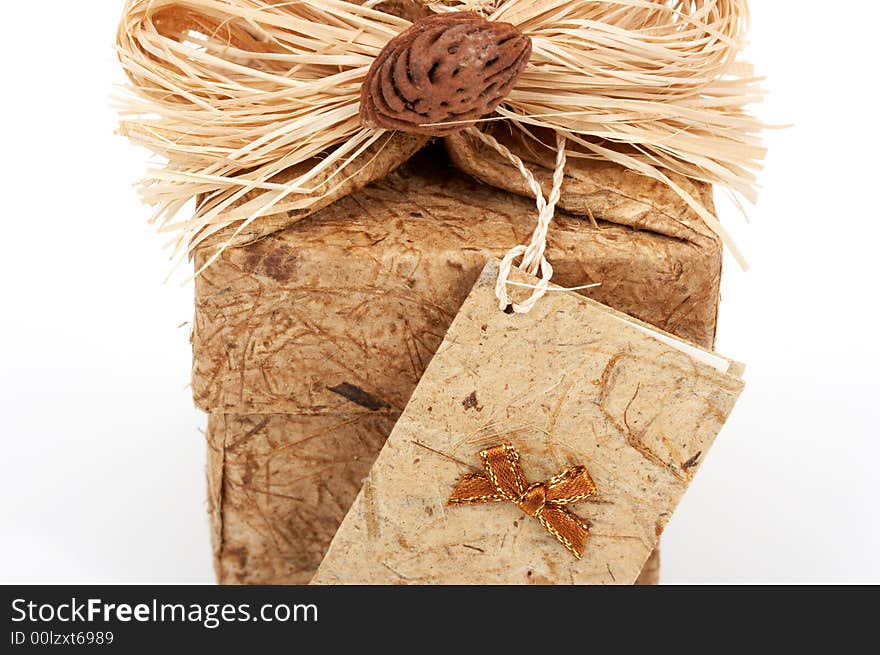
(1, 2, 877, 584)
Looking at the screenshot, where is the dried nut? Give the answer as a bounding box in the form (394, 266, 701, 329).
(361, 11, 531, 136)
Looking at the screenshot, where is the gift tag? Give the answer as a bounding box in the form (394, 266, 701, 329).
(312, 260, 744, 585)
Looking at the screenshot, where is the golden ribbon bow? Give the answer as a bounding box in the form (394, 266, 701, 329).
(448, 443, 597, 559)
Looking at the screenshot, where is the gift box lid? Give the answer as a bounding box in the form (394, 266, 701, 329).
(192, 146, 722, 416)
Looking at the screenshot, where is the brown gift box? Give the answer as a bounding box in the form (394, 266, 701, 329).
(194, 142, 721, 585)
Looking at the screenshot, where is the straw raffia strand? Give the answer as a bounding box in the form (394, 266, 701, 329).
(117, 0, 764, 268)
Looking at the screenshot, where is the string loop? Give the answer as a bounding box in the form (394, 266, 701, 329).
(467, 128, 567, 313)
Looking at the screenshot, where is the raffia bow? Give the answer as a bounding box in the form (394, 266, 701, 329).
(117, 0, 763, 307)
(448, 443, 597, 559)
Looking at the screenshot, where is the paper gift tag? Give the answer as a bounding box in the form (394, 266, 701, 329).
(313, 260, 744, 585)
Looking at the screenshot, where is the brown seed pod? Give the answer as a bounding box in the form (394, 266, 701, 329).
(361, 12, 531, 136)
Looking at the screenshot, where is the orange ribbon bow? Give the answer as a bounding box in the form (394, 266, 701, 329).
(448, 443, 598, 559)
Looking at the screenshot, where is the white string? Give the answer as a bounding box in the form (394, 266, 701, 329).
(505, 280, 601, 292)
(466, 127, 568, 313)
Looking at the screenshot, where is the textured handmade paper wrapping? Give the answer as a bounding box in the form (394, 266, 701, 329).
(194, 145, 722, 584)
(313, 261, 744, 584)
